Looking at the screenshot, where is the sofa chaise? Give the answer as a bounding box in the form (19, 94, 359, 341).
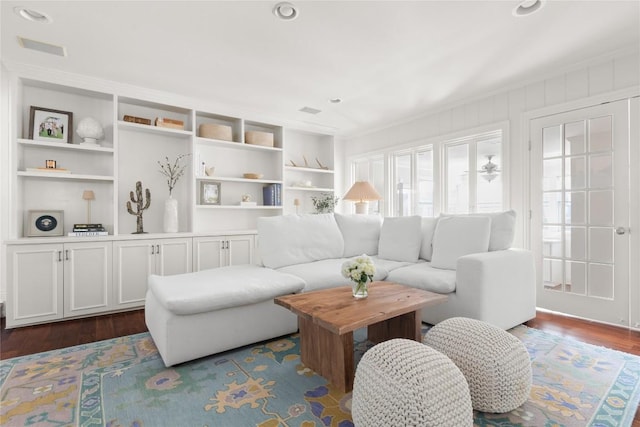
(146, 212, 536, 366)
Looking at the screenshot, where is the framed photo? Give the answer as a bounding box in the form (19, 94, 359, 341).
(200, 181, 221, 205)
(25, 210, 64, 237)
(29, 106, 73, 144)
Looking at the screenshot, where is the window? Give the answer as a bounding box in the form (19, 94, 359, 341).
(349, 126, 505, 217)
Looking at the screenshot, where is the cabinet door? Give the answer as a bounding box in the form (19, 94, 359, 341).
(63, 241, 113, 317)
(193, 236, 226, 271)
(113, 241, 154, 309)
(227, 235, 255, 266)
(6, 244, 64, 327)
(157, 238, 192, 276)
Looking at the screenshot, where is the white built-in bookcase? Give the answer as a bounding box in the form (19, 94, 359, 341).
(9, 74, 336, 240)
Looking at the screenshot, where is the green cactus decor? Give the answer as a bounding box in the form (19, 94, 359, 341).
(127, 181, 151, 234)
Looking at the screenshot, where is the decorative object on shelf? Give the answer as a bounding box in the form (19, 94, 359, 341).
(343, 181, 382, 214)
(311, 193, 339, 214)
(75, 117, 104, 146)
(29, 106, 73, 144)
(126, 181, 151, 234)
(263, 183, 281, 206)
(294, 198, 300, 214)
(240, 195, 256, 207)
(479, 155, 500, 182)
(68, 223, 107, 237)
(27, 166, 70, 174)
(242, 194, 252, 202)
(158, 154, 189, 233)
(123, 115, 152, 125)
(25, 210, 64, 237)
(303, 155, 310, 167)
(243, 173, 263, 179)
(294, 180, 313, 188)
(199, 123, 233, 141)
(341, 254, 376, 299)
(205, 166, 215, 176)
(289, 160, 298, 167)
(200, 181, 221, 205)
(46, 160, 57, 168)
(82, 190, 95, 223)
(245, 130, 274, 147)
(155, 117, 185, 130)
(316, 158, 329, 170)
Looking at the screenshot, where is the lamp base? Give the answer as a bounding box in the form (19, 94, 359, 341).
(354, 201, 368, 214)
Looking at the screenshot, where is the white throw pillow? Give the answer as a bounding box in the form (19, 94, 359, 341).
(335, 213, 382, 257)
(439, 210, 516, 251)
(431, 216, 491, 270)
(258, 214, 344, 269)
(419, 217, 439, 261)
(377, 216, 422, 262)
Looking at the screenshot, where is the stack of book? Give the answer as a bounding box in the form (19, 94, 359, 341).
(68, 223, 108, 237)
(262, 184, 282, 206)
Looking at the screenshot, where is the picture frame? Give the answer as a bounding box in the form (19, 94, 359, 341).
(200, 181, 221, 205)
(25, 210, 64, 237)
(29, 106, 73, 144)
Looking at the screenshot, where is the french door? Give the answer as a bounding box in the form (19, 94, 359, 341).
(530, 100, 631, 326)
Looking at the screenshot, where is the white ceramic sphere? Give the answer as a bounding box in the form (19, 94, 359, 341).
(76, 117, 104, 142)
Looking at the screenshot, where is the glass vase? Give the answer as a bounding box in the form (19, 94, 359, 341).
(352, 280, 369, 299)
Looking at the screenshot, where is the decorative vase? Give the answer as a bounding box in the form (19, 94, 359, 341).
(163, 196, 178, 233)
(352, 280, 369, 299)
(76, 117, 104, 146)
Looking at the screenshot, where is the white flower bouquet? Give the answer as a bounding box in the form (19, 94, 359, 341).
(341, 254, 376, 298)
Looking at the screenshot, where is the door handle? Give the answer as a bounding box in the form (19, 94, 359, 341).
(615, 227, 628, 235)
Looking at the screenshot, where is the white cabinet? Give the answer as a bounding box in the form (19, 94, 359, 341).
(193, 234, 255, 271)
(113, 238, 192, 309)
(6, 241, 113, 327)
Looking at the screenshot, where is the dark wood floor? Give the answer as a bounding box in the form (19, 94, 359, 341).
(1, 309, 639, 425)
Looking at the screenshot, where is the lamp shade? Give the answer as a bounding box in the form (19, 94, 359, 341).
(343, 181, 382, 202)
(82, 190, 95, 201)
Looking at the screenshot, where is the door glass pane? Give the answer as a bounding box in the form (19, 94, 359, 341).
(543, 192, 562, 224)
(565, 156, 586, 189)
(565, 191, 586, 224)
(565, 121, 586, 155)
(543, 125, 562, 158)
(370, 157, 384, 215)
(543, 258, 563, 290)
(565, 227, 586, 260)
(543, 226, 562, 257)
(543, 159, 563, 191)
(476, 138, 502, 212)
(589, 116, 612, 152)
(394, 153, 412, 216)
(589, 153, 612, 188)
(417, 149, 433, 216)
(589, 227, 613, 263)
(589, 190, 613, 226)
(446, 144, 469, 213)
(565, 261, 586, 295)
(589, 264, 613, 298)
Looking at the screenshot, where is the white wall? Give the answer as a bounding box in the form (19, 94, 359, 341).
(343, 49, 640, 248)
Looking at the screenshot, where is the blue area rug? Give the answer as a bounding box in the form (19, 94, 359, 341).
(1, 325, 639, 426)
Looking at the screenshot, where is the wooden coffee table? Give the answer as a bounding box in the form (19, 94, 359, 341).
(274, 281, 447, 392)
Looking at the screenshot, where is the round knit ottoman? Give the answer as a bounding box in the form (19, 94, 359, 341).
(351, 338, 473, 427)
(424, 317, 532, 413)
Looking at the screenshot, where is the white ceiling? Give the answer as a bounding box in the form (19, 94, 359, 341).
(1, 1, 639, 137)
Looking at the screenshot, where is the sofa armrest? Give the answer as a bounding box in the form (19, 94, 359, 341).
(455, 249, 536, 329)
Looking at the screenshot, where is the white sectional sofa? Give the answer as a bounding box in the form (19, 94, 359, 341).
(146, 211, 536, 366)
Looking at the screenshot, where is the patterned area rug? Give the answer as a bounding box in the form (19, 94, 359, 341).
(1, 325, 639, 426)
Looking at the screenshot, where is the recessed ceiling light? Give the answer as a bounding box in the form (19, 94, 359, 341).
(14, 6, 52, 23)
(273, 2, 298, 21)
(329, 98, 342, 104)
(512, 0, 544, 17)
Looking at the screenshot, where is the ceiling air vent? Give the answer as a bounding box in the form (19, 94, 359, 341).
(18, 36, 66, 57)
(299, 106, 322, 115)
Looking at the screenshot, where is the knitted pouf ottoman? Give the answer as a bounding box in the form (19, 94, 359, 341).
(351, 338, 473, 427)
(424, 317, 532, 413)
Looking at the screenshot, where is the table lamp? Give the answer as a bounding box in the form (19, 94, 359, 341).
(343, 181, 382, 214)
(82, 190, 95, 223)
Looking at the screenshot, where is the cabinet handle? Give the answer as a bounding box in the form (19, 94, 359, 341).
(151, 245, 155, 255)
(156, 244, 160, 254)
(65, 249, 69, 261)
(58, 250, 62, 262)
